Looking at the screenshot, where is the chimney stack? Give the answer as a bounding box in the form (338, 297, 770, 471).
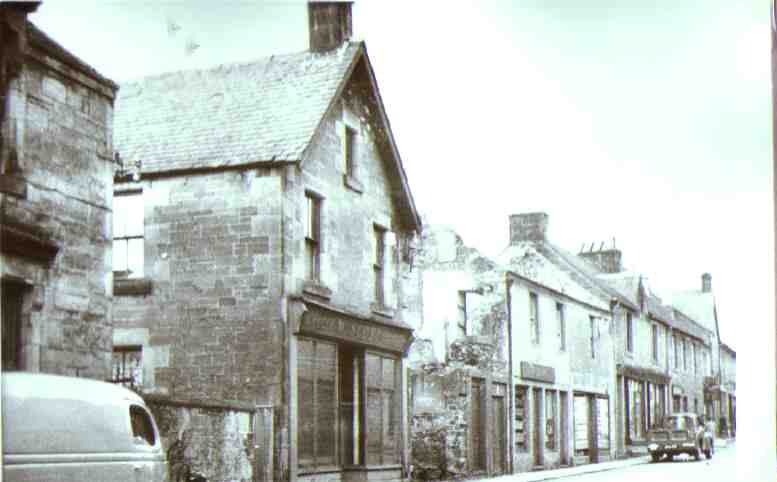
(308, 1, 353, 53)
(701, 273, 712, 292)
(578, 248, 623, 274)
(509, 213, 549, 244)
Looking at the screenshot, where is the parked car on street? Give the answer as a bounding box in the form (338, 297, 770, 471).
(647, 412, 714, 462)
(2, 372, 168, 481)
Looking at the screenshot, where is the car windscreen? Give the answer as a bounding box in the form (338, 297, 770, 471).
(665, 416, 693, 431)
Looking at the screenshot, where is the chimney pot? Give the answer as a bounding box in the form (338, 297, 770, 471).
(509, 212, 549, 244)
(702, 273, 712, 292)
(308, 1, 353, 53)
(578, 248, 623, 273)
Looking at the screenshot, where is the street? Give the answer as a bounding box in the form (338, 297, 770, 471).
(471, 443, 736, 482)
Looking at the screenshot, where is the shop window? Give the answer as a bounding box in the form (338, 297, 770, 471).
(365, 353, 399, 465)
(373, 226, 385, 306)
(514, 385, 528, 451)
(596, 397, 610, 451)
(529, 292, 539, 343)
(298, 339, 337, 469)
(112, 346, 143, 388)
(305, 193, 322, 283)
(545, 390, 557, 450)
(556, 303, 566, 351)
(113, 191, 144, 278)
(625, 378, 645, 442)
(1, 280, 25, 370)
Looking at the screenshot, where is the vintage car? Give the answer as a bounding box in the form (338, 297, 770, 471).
(647, 412, 714, 462)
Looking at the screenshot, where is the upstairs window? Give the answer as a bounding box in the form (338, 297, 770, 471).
(529, 292, 540, 344)
(556, 302, 566, 351)
(113, 191, 144, 278)
(344, 125, 357, 179)
(692, 343, 698, 374)
(651, 324, 658, 362)
(682, 338, 688, 371)
(373, 226, 385, 306)
(673, 334, 680, 369)
(590, 316, 596, 359)
(305, 193, 322, 282)
(626, 312, 634, 353)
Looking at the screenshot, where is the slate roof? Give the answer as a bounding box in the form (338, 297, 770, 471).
(667, 291, 717, 335)
(114, 42, 361, 173)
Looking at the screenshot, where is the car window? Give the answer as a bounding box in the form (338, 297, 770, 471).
(130, 405, 156, 446)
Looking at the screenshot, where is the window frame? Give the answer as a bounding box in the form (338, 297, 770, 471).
(112, 345, 143, 389)
(305, 192, 322, 283)
(626, 312, 634, 353)
(344, 124, 358, 179)
(589, 315, 596, 359)
(651, 324, 658, 363)
(373, 225, 386, 307)
(529, 292, 540, 344)
(556, 302, 566, 351)
(113, 190, 144, 278)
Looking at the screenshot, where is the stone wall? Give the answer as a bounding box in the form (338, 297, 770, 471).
(0, 15, 116, 378)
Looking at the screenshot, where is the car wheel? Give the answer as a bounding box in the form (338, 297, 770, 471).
(651, 453, 661, 463)
(693, 446, 701, 461)
(667, 454, 674, 461)
(704, 448, 712, 459)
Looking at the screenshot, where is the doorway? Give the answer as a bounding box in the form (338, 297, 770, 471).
(533, 388, 543, 467)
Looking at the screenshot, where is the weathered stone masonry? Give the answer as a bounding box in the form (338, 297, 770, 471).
(1, 4, 117, 379)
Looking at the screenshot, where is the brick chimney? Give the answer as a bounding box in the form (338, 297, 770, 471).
(579, 249, 623, 274)
(702, 273, 712, 292)
(509, 213, 548, 244)
(308, 1, 353, 53)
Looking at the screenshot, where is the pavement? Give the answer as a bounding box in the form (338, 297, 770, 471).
(467, 439, 735, 482)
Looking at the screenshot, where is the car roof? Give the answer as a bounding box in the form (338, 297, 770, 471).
(1, 372, 144, 404)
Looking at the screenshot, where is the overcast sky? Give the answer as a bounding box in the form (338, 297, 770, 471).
(30, 0, 773, 355)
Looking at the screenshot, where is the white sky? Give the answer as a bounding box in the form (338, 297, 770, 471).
(30, 0, 772, 355)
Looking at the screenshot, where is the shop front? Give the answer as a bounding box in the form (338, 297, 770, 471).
(618, 366, 669, 446)
(292, 298, 414, 482)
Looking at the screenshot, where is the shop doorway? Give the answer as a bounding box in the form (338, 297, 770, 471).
(533, 388, 543, 467)
(492, 390, 507, 475)
(471, 378, 486, 472)
(560, 391, 569, 465)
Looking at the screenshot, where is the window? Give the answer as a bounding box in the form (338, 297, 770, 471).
(529, 292, 540, 343)
(515, 386, 528, 451)
(692, 343, 697, 374)
(298, 338, 337, 469)
(1, 280, 25, 370)
(625, 378, 645, 442)
(673, 333, 679, 369)
(589, 316, 596, 358)
(344, 125, 357, 178)
(457, 291, 467, 337)
(112, 346, 143, 388)
(305, 193, 321, 282)
(545, 390, 557, 450)
(113, 191, 144, 278)
(556, 303, 566, 351)
(365, 353, 399, 465)
(626, 312, 633, 352)
(374, 226, 385, 306)
(682, 338, 688, 371)
(129, 405, 156, 446)
(651, 324, 658, 362)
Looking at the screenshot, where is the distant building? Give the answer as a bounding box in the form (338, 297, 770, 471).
(1, 2, 118, 378)
(111, 2, 422, 480)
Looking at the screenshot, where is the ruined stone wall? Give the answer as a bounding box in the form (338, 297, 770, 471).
(0, 20, 116, 378)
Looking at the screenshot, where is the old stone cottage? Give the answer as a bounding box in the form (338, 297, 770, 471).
(1, 1, 117, 378)
(111, 2, 422, 481)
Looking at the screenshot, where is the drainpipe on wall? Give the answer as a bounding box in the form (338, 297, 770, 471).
(505, 274, 515, 474)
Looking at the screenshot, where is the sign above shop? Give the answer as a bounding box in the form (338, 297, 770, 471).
(298, 302, 412, 354)
(520, 361, 555, 383)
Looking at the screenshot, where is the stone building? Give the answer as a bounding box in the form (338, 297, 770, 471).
(579, 248, 715, 455)
(111, 2, 422, 481)
(1, 2, 118, 378)
(499, 213, 619, 471)
(408, 224, 508, 479)
(719, 342, 736, 436)
(668, 273, 734, 435)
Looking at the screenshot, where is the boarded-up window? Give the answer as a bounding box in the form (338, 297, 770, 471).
(298, 338, 337, 469)
(515, 385, 528, 451)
